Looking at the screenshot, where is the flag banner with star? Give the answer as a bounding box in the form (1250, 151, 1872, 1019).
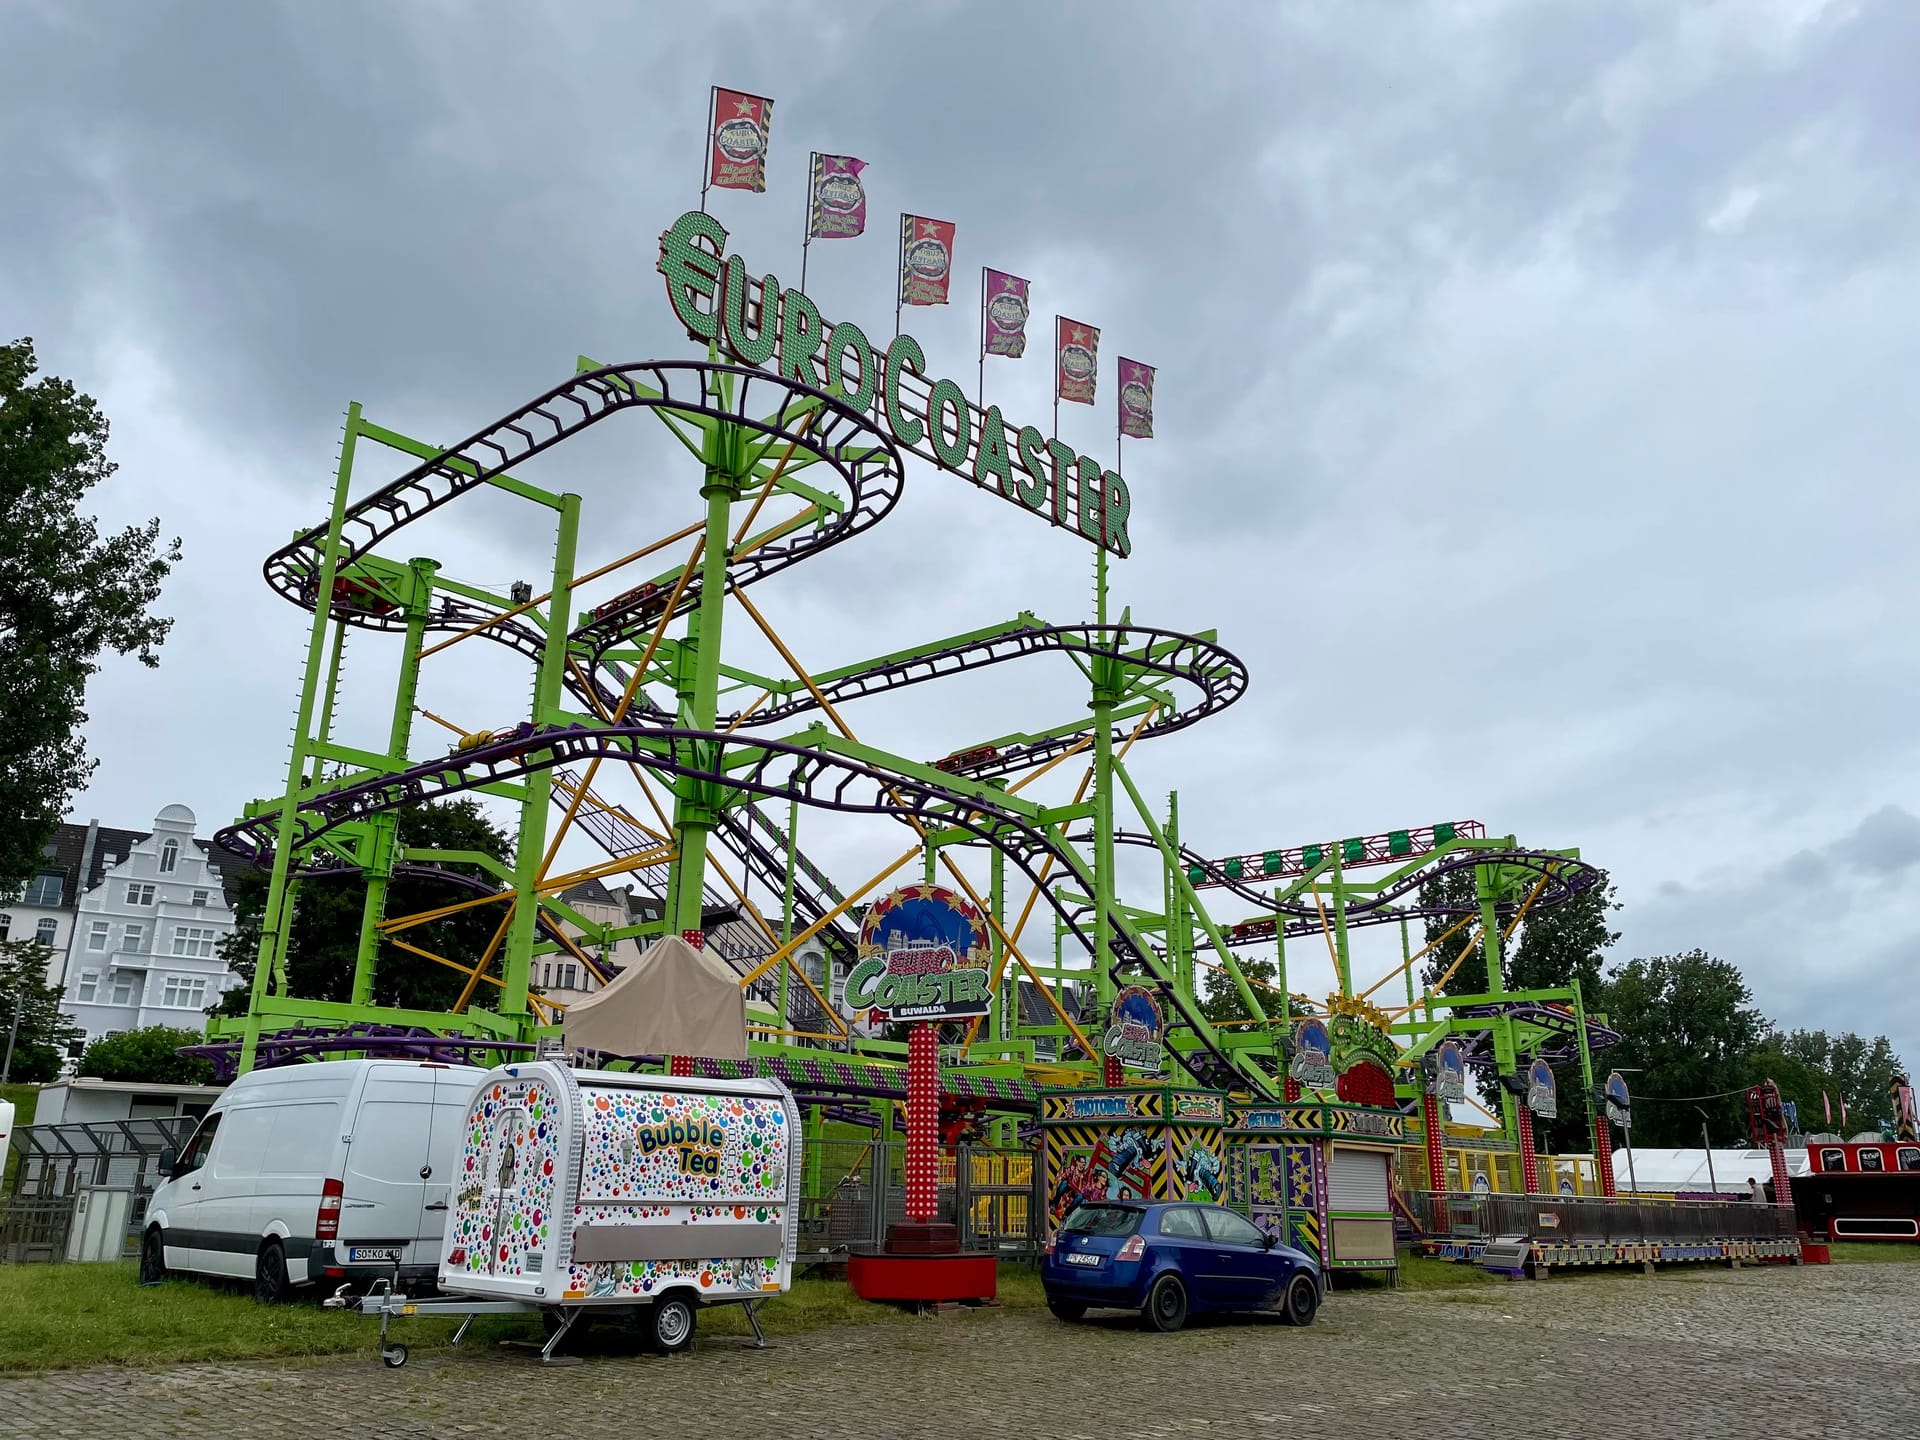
(709, 87, 773, 193)
(899, 215, 956, 306)
(808, 153, 867, 239)
(983, 269, 1030, 358)
(1118, 357, 1155, 438)
(1056, 317, 1100, 405)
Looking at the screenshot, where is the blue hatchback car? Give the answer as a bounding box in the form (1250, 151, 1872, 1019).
(1041, 1201, 1320, 1332)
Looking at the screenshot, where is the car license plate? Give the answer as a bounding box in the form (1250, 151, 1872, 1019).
(348, 1246, 403, 1263)
(1065, 1251, 1103, 1266)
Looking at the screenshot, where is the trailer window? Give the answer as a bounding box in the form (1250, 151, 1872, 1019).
(1899, 1148, 1920, 1173)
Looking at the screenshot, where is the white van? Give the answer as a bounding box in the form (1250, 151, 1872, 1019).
(142, 1058, 481, 1301)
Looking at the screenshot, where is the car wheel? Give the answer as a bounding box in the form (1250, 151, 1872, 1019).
(139, 1228, 168, 1286)
(1280, 1273, 1319, 1327)
(1047, 1298, 1087, 1323)
(1140, 1274, 1188, 1333)
(645, 1293, 697, 1355)
(254, 1240, 292, 1305)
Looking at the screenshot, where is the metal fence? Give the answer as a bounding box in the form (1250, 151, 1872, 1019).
(2, 1117, 196, 1263)
(797, 1137, 1045, 1261)
(1403, 1189, 1799, 1246)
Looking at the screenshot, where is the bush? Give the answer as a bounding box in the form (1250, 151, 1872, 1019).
(75, 1026, 214, 1085)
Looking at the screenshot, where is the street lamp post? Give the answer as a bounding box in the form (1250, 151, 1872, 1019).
(1696, 1106, 1718, 1198)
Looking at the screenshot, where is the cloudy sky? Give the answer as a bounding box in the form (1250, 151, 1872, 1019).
(6, 1, 1914, 1063)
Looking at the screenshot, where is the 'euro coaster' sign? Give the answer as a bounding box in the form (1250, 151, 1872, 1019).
(658, 211, 1132, 559)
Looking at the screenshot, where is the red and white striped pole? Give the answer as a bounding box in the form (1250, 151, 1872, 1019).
(905, 1023, 939, 1222)
(1518, 1107, 1540, 1193)
(1422, 1092, 1447, 1192)
(1593, 1113, 1617, 1197)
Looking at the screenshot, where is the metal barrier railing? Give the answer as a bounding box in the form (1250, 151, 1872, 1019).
(801, 1139, 1044, 1259)
(0, 1195, 77, 1264)
(1403, 1189, 1798, 1245)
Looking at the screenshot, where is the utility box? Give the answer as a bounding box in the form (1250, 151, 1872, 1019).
(65, 1187, 134, 1263)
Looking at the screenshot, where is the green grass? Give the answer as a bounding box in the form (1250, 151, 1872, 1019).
(1823, 1241, 1920, 1265)
(1388, 1253, 1500, 1291)
(0, 1259, 1048, 1373)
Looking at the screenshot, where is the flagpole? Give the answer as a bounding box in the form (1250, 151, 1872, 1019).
(801, 151, 815, 293)
(700, 85, 715, 213)
(977, 268, 987, 410)
(895, 214, 904, 341)
(1052, 316, 1060, 452)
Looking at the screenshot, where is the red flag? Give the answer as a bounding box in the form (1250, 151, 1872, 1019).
(1823, 1091, 1832, 1126)
(708, 88, 773, 193)
(1056, 318, 1099, 405)
(899, 215, 955, 306)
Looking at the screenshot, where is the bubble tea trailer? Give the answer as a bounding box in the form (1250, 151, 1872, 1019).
(328, 1061, 802, 1367)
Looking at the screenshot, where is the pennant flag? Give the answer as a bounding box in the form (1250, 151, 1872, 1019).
(982, 269, 1030, 358)
(1823, 1091, 1832, 1126)
(899, 215, 956, 306)
(1056, 318, 1100, 405)
(709, 88, 773, 193)
(809, 154, 868, 239)
(1841, 1098, 1850, 1128)
(1118, 358, 1155, 438)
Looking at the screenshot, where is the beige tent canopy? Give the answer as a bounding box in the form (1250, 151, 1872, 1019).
(561, 934, 748, 1060)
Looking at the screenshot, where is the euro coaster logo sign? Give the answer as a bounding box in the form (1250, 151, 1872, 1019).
(846, 885, 992, 1023)
(1103, 985, 1166, 1073)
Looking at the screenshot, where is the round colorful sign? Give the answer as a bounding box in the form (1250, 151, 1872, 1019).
(1526, 1057, 1557, 1118)
(1289, 1017, 1336, 1088)
(1103, 986, 1165, 1073)
(988, 289, 1029, 335)
(1120, 378, 1153, 424)
(715, 116, 766, 163)
(848, 885, 991, 1023)
(1604, 1070, 1631, 1129)
(816, 172, 863, 214)
(905, 236, 950, 282)
(1431, 1039, 1467, 1102)
(1059, 341, 1096, 382)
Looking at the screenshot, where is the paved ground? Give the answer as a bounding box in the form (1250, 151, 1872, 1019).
(4, 1263, 1915, 1439)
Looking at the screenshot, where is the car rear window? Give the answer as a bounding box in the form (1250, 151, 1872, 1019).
(1060, 1204, 1142, 1237)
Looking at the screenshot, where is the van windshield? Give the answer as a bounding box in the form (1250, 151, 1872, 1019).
(1060, 1204, 1142, 1237)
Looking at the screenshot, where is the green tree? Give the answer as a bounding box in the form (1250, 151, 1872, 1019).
(1596, 950, 1770, 1147)
(0, 940, 83, 1084)
(1200, 953, 1280, 1025)
(0, 338, 181, 896)
(75, 1025, 214, 1085)
(217, 800, 517, 1016)
(1751, 1029, 1908, 1137)
(1419, 866, 1620, 1003)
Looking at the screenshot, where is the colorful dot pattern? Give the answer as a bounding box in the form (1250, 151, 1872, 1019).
(445, 1076, 564, 1281)
(577, 1087, 788, 1205)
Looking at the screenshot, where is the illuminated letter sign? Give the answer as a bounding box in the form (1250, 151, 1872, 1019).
(657, 212, 1132, 557)
(846, 885, 992, 1023)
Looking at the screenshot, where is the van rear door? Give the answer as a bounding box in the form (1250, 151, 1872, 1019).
(339, 1074, 437, 1269)
(417, 1074, 481, 1255)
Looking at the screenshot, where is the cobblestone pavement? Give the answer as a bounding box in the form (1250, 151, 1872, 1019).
(5, 1263, 1915, 1440)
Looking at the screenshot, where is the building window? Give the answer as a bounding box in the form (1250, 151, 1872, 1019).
(87, 920, 110, 952)
(123, 923, 145, 954)
(110, 971, 137, 1006)
(191, 889, 209, 907)
(35, 918, 57, 947)
(160, 839, 179, 873)
(171, 926, 217, 958)
(126, 882, 156, 906)
(0, 914, 10, 941)
(558, 963, 577, 989)
(162, 975, 208, 1009)
(25, 871, 63, 907)
(77, 971, 99, 1002)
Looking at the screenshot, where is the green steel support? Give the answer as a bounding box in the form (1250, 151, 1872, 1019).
(1477, 864, 1520, 1140)
(499, 494, 581, 1021)
(1090, 550, 1118, 1012)
(1275, 907, 1289, 1025)
(778, 794, 797, 1032)
(1401, 918, 1416, 1011)
(350, 557, 438, 1006)
(989, 842, 1006, 1044)
(1329, 846, 1353, 996)
(314, 620, 346, 758)
(240, 404, 364, 1074)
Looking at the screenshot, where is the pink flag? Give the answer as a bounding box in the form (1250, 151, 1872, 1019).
(809, 154, 867, 239)
(1118, 358, 1155, 439)
(982, 269, 1030, 358)
(1056, 318, 1099, 405)
(899, 215, 955, 306)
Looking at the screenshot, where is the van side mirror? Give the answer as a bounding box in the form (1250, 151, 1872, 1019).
(157, 1150, 177, 1179)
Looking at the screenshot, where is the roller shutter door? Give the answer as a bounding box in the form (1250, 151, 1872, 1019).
(1328, 1146, 1391, 1213)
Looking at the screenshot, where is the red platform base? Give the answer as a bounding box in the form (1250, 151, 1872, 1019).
(846, 1250, 998, 1304)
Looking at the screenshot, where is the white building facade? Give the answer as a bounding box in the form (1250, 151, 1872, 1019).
(56, 805, 245, 1044)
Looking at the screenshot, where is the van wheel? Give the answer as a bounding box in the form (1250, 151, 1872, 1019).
(645, 1293, 697, 1355)
(1279, 1274, 1319, 1326)
(254, 1240, 292, 1305)
(1140, 1274, 1188, 1333)
(139, 1228, 168, 1286)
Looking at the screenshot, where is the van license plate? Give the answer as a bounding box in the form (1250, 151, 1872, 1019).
(1066, 1251, 1102, 1266)
(349, 1246, 402, 1263)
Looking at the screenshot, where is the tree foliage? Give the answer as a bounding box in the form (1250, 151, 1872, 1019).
(75, 1025, 215, 1085)
(1200, 952, 1281, 1025)
(0, 940, 83, 1084)
(1750, 1028, 1908, 1137)
(1420, 866, 1620, 1004)
(0, 338, 181, 896)
(217, 800, 516, 1016)
(1596, 950, 1771, 1147)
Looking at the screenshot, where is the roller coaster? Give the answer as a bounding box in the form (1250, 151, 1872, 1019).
(197, 211, 1617, 1180)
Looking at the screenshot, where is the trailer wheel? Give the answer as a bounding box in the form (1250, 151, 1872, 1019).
(381, 1343, 409, 1369)
(645, 1293, 697, 1355)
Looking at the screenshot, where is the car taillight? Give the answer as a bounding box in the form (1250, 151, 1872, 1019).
(1117, 1234, 1145, 1262)
(316, 1178, 344, 1241)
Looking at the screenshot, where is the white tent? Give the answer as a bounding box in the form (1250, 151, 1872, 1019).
(1611, 1146, 1809, 1194)
(561, 933, 748, 1060)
